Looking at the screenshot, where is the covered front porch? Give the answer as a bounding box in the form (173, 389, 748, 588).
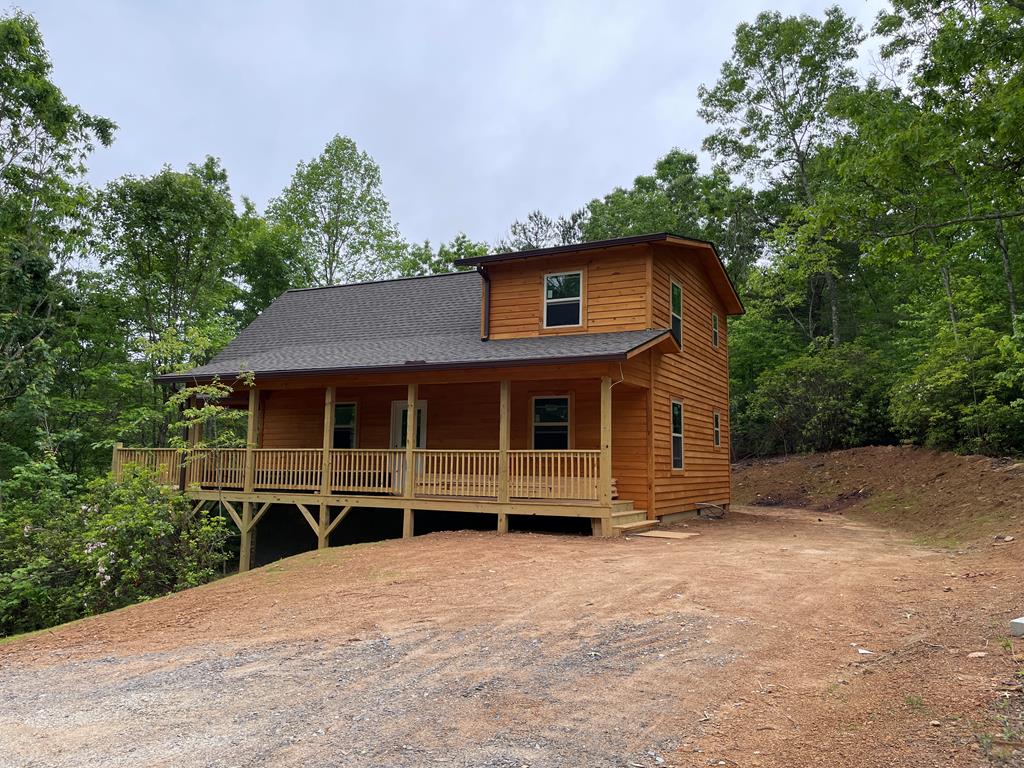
(113, 367, 653, 570)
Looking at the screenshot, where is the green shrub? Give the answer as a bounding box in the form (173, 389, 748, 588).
(0, 460, 230, 637)
(890, 329, 1024, 455)
(734, 343, 894, 456)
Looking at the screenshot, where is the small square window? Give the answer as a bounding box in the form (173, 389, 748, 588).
(544, 272, 582, 328)
(671, 400, 684, 470)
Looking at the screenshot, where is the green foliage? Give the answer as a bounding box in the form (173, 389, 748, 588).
(0, 459, 229, 636)
(268, 134, 404, 286)
(395, 233, 488, 277)
(891, 328, 1024, 455)
(74, 467, 230, 613)
(735, 344, 894, 456)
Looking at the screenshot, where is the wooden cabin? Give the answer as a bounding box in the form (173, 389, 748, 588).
(113, 233, 743, 570)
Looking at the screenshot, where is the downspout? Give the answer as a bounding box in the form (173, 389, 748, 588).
(477, 265, 491, 340)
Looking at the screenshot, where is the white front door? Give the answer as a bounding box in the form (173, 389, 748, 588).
(390, 400, 427, 449)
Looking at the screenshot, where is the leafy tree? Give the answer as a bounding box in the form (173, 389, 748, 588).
(231, 199, 301, 325)
(699, 6, 865, 346)
(395, 233, 488, 277)
(496, 209, 585, 252)
(0, 11, 114, 471)
(268, 134, 403, 285)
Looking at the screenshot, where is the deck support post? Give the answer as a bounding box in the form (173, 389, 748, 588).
(239, 501, 253, 572)
(240, 388, 260, 572)
(497, 379, 510, 505)
(403, 507, 414, 539)
(404, 383, 417, 498)
(599, 375, 613, 507)
(319, 386, 335, 549)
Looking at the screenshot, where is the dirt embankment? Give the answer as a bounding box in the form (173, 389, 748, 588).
(734, 445, 1024, 548)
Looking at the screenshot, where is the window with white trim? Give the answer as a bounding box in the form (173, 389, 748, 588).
(533, 396, 570, 449)
(713, 411, 721, 447)
(333, 402, 357, 448)
(544, 271, 582, 328)
(671, 400, 684, 470)
(670, 280, 682, 345)
(712, 312, 719, 348)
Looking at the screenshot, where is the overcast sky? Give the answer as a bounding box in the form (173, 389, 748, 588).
(27, 0, 886, 247)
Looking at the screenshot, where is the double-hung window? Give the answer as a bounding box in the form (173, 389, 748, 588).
(671, 400, 684, 470)
(532, 396, 570, 449)
(544, 272, 582, 328)
(713, 411, 721, 448)
(712, 312, 719, 348)
(333, 402, 357, 448)
(670, 280, 683, 345)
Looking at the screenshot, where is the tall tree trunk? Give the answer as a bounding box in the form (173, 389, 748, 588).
(995, 215, 1018, 336)
(825, 271, 840, 346)
(940, 264, 959, 341)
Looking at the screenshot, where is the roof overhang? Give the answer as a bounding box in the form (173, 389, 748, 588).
(154, 330, 677, 386)
(456, 232, 745, 316)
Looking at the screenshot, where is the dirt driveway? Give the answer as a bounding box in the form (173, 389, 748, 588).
(1, 506, 1021, 767)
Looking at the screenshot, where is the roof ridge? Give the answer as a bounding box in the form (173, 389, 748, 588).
(285, 270, 475, 294)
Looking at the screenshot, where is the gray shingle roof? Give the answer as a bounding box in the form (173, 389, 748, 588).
(159, 271, 671, 382)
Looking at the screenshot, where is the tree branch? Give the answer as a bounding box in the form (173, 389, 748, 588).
(876, 209, 1024, 239)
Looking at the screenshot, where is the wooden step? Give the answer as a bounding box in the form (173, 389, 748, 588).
(610, 500, 635, 513)
(612, 515, 659, 536)
(611, 510, 648, 526)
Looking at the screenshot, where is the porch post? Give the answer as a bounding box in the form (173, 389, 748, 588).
(111, 441, 123, 479)
(404, 383, 417, 498)
(240, 387, 259, 573)
(243, 388, 259, 493)
(318, 386, 335, 549)
(497, 379, 510, 531)
(599, 376, 613, 506)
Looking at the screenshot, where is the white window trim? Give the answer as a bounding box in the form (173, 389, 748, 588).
(671, 399, 684, 471)
(713, 411, 721, 448)
(670, 279, 683, 345)
(543, 271, 583, 329)
(334, 401, 358, 449)
(712, 312, 719, 348)
(531, 394, 572, 449)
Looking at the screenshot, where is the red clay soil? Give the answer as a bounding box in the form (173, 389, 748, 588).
(0, 448, 1022, 767)
(734, 445, 1024, 547)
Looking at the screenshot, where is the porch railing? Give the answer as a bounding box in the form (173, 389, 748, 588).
(112, 446, 603, 502)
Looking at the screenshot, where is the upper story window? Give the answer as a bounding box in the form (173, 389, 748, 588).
(333, 402, 357, 448)
(544, 272, 582, 328)
(713, 411, 721, 447)
(671, 400, 684, 470)
(712, 312, 720, 348)
(533, 396, 570, 449)
(670, 280, 682, 345)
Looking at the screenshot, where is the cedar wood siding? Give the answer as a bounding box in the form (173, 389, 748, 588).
(258, 379, 649, 510)
(486, 247, 650, 339)
(254, 241, 730, 515)
(648, 242, 731, 514)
